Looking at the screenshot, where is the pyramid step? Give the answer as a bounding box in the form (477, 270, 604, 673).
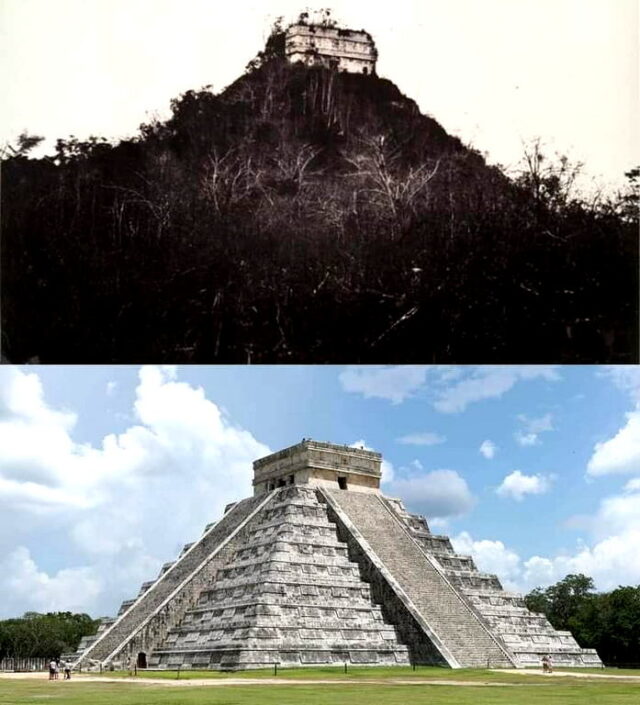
(74, 492, 274, 666)
(149, 487, 411, 670)
(186, 599, 387, 615)
(67, 441, 601, 671)
(322, 489, 515, 669)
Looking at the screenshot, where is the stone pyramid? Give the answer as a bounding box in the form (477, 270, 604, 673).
(72, 440, 601, 670)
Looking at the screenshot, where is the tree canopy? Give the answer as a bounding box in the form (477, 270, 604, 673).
(525, 574, 640, 667)
(2, 60, 637, 363)
(0, 612, 100, 660)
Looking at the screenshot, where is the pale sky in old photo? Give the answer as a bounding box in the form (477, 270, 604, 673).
(1, 0, 638, 193)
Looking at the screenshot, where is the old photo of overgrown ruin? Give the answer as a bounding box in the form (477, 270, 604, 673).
(2, 4, 637, 363)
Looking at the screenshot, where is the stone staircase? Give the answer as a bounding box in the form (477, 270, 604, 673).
(62, 618, 115, 664)
(462, 589, 602, 666)
(66, 438, 602, 671)
(382, 496, 602, 667)
(322, 489, 515, 668)
(149, 486, 410, 669)
(73, 493, 272, 666)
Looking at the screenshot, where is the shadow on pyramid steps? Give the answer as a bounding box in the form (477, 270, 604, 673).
(71, 440, 602, 671)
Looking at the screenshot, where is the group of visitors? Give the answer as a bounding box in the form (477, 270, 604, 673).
(48, 659, 71, 680)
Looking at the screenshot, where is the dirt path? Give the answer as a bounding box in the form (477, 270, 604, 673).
(491, 669, 640, 682)
(0, 672, 526, 688)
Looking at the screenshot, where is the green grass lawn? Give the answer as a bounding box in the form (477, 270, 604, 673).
(524, 667, 640, 676)
(1, 678, 639, 705)
(98, 664, 638, 682)
(0, 669, 638, 705)
(100, 665, 527, 681)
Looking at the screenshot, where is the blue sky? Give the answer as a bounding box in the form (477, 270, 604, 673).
(1, 364, 640, 619)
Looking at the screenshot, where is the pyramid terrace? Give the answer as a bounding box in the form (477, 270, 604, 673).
(70, 440, 601, 671)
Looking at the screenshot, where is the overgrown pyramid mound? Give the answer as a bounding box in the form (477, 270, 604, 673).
(71, 441, 601, 670)
(163, 57, 496, 187)
(4, 33, 637, 364)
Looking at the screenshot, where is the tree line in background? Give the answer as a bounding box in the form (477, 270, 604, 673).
(525, 574, 640, 667)
(0, 612, 100, 662)
(0, 575, 637, 667)
(2, 56, 638, 363)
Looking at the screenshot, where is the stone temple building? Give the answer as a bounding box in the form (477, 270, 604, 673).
(285, 23, 377, 74)
(71, 440, 601, 671)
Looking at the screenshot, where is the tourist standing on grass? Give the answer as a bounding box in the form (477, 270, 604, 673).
(48, 659, 56, 680)
(63, 661, 71, 680)
(542, 654, 550, 673)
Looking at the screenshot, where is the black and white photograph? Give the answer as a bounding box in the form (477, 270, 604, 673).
(2, 0, 637, 362)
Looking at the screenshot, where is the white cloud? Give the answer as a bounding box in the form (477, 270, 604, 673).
(459, 482, 640, 593)
(340, 365, 560, 412)
(624, 477, 640, 492)
(496, 470, 553, 501)
(515, 433, 537, 447)
(524, 414, 554, 433)
(600, 366, 640, 403)
(106, 381, 117, 396)
(397, 432, 445, 446)
(433, 366, 559, 413)
(339, 366, 428, 404)
(479, 440, 497, 459)
(0, 368, 76, 429)
(526, 467, 640, 589)
(594, 486, 640, 538)
(587, 409, 640, 476)
(522, 529, 640, 592)
(514, 413, 554, 446)
(0, 547, 103, 616)
(428, 517, 449, 532)
(387, 469, 475, 518)
(0, 366, 270, 617)
(451, 531, 521, 591)
(350, 439, 394, 482)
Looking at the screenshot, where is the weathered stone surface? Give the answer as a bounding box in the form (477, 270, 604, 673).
(285, 24, 377, 75)
(69, 440, 601, 670)
(74, 493, 271, 667)
(149, 486, 409, 669)
(322, 489, 514, 668)
(380, 495, 601, 667)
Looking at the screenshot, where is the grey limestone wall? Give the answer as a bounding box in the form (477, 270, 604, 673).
(385, 497, 602, 667)
(322, 497, 449, 666)
(323, 489, 515, 668)
(148, 486, 409, 670)
(74, 493, 270, 666)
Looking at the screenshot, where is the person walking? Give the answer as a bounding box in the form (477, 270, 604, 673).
(63, 661, 71, 680)
(48, 659, 56, 681)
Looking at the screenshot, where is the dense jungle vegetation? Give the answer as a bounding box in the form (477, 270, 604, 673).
(525, 574, 640, 667)
(0, 612, 99, 661)
(2, 55, 637, 362)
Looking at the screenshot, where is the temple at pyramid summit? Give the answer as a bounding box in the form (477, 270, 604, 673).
(70, 440, 601, 670)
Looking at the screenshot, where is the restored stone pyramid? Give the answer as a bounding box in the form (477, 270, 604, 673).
(72, 440, 601, 670)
